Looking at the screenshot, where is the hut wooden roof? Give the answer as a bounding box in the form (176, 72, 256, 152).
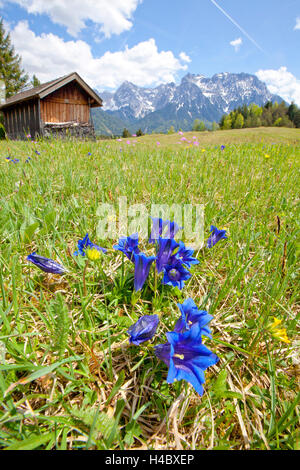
(0, 72, 103, 109)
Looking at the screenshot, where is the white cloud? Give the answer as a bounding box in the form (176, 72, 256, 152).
(9, 21, 188, 90)
(230, 37, 242, 52)
(256, 66, 300, 106)
(294, 17, 300, 30)
(179, 52, 191, 63)
(5, 0, 142, 37)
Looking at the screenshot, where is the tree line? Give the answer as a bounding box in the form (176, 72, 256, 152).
(219, 101, 300, 130)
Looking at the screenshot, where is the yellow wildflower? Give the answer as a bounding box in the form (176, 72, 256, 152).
(86, 247, 101, 261)
(272, 328, 290, 344)
(268, 317, 290, 344)
(269, 317, 282, 328)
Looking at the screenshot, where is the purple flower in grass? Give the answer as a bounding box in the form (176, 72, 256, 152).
(174, 298, 213, 337)
(221, 145, 225, 151)
(173, 241, 199, 269)
(149, 217, 169, 243)
(74, 233, 106, 257)
(149, 217, 182, 243)
(156, 237, 179, 273)
(165, 220, 183, 239)
(154, 323, 219, 396)
(27, 252, 66, 275)
(207, 225, 227, 248)
(133, 253, 156, 291)
(114, 233, 140, 261)
(127, 314, 159, 345)
(162, 260, 191, 290)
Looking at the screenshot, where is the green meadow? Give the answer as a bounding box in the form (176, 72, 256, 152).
(0, 128, 299, 450)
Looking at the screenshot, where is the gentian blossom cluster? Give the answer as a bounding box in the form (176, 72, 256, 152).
(126, 298, 219, 396)
(113, 217, 226, 395)
(26, 220, 227, 397)
(114, 218, 199, 292)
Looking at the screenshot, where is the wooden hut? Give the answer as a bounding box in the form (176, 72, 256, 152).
(0, 72, 103, 139)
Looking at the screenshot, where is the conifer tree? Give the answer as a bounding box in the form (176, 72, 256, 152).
(292, 110, 300, 128)
(288, 102, 297, 122)
(0, 18, 28, 98)
(31, 74, 41, 88)
(122, 128, 131, 138)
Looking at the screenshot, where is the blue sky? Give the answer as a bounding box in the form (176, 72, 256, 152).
(1, 0, 300, 104)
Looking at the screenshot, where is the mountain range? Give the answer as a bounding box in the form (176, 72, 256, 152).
(91, 72, 284, 135)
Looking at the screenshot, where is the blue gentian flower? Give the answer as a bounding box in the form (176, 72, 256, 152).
(114, 233, 140, 261)
(162, 260, 191, 290)
(156, 237, 179, 273)
(207, 226, 227, 248)
(133, 253, 156, 291)
(174, 298, 213, 337)
(149, 218, 182, 243)
(221, 145, 225, 151)
(165, 220, 183, 239)
(127, 314, 159, 345)
(35, 150, 40, 155)
(173, 241, 199, 268)
(154, 322, 219, 396)
(27, 252, 66, 275)
(149, 217, 169, 243)
(74, 233, 106, 256)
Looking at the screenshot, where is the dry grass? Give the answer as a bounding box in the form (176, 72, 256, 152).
(118, 127, 300, 148)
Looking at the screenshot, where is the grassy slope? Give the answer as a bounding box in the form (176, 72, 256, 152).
(130, 127, 300, 147)
(0, 128, 299, 450)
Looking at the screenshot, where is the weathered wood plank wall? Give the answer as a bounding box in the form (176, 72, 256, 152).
(3, 99, 40, 139)
(40, 82, 90, 124)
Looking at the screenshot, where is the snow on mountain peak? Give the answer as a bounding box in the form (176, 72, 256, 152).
(98, 71, 282, 125)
